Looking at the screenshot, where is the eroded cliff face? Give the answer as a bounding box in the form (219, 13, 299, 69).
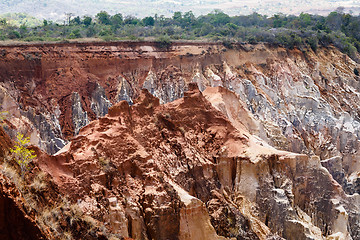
(0, 127, 47, 240)
(0, 41, 360, 239)
(33, 85, 359, 239)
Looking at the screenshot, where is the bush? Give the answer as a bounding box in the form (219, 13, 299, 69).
(247, 35, 257, 44)
(155, 35, 172, 49)
(354, 68, 359, 76)
(276, 32, 303, 49)
(8, 30, 21, 39)
(307, 36, 318, 51)
(10, 133, 36, 178)
(69, 29, 81, 39)
(222, 39, 234, 49)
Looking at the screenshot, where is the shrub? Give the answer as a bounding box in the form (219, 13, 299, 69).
(155, 35, 172, 49)
(307, 36, 318, 52)
(222, 39, 234, 49)
(69, 29, 81, 39)
(354, 68, 359, 76)
(30, 171, 47, 192)
(10, 133, 36, 178)
(8, 30, 21, 39)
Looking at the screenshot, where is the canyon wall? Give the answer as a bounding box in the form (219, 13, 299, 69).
(0, 41, 359, 239)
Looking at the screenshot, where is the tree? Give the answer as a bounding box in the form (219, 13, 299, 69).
(124, 16, 139, 25)
(111, 13, 123, 27)
(96, 11, 111, 25)
(0, 19, 6, 26)
(307, 35, 319, 51)
(10, 133, 36, 178)
(209, 10, 231, 27)
(173, 12, 182, 21)
(71, 16, 81, 25)
(65, 13, 74, 25)
(299, 13, 312, 28)
(69, 29, 81, 39)
(8, 30, 21, 39)
(181, 11, 195, 28)
(83, 16, 92, 26)
(155, 35, 172, 49)
(272, 14, 285, 28)
(143, 16, 155, 26)
(326, 11, 342, 31)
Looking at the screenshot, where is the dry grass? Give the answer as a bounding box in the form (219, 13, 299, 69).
(98, 156, 113, 173)
(30, 172, 47, 193)
(0, 160, 103, 239)
(23, 192, 38, 212)
(61, 231, 73, 240)
(38, 208, 60, 235)
(108, 236, 121, 240)
(1, 162, 18, 181)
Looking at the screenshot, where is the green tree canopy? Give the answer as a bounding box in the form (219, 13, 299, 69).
(96, 11, 111, 25)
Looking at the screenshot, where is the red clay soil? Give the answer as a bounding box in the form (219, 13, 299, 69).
(39, 83, 243, 196)
(36, 83, 258, 239)
(0, 42, 225, 139)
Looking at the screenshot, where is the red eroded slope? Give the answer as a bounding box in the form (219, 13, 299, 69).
(36, 83, 263, 239)
(33, 84, 354, 239)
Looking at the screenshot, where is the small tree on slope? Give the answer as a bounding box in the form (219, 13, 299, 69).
(10, 133, 36, 178)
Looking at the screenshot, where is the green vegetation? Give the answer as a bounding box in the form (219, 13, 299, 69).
(1, 140, 103, 239)
(155, 35, 172, 49)
(0, 10, 360, 60)
(10, 133, 36, 177)
(355, 68, 359, 76)
(0, 13, 42, 27)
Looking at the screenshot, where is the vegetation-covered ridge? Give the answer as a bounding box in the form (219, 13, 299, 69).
(1, 10, 360, 61)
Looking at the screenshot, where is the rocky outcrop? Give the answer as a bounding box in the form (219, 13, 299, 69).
(32, 85, 359, 239)
(0, 41, 360, 239)
(0, 180, 46, 240)
(71, 92, 89, 136)
(0, 42, 358, 160)
(91, 83, 112, 118)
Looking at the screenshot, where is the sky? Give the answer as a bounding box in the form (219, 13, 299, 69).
(0, 0, 359, 21)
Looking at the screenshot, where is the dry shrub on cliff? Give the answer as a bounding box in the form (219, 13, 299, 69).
(0, 161, 30, 195)
(23, 192, 38, 212)
(108, 236, 121, 240)
(37, 196, 102, 239)
(0, 141, 101, 239)
(62, 231, 73, 240)
(1, 162, 18, 182)
(1, 158, 44, 213)
(68, 202, 83, 225)
(39, 208, 60, 235)
(98, 156, 111, 171)
(30, 171, 47, 193)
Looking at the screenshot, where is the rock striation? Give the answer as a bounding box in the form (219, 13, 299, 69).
(33, 85, 359, 239)
(0, 41, 359, 239)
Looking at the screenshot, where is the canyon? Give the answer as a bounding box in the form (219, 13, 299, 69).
(0, 41, 359, 239)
